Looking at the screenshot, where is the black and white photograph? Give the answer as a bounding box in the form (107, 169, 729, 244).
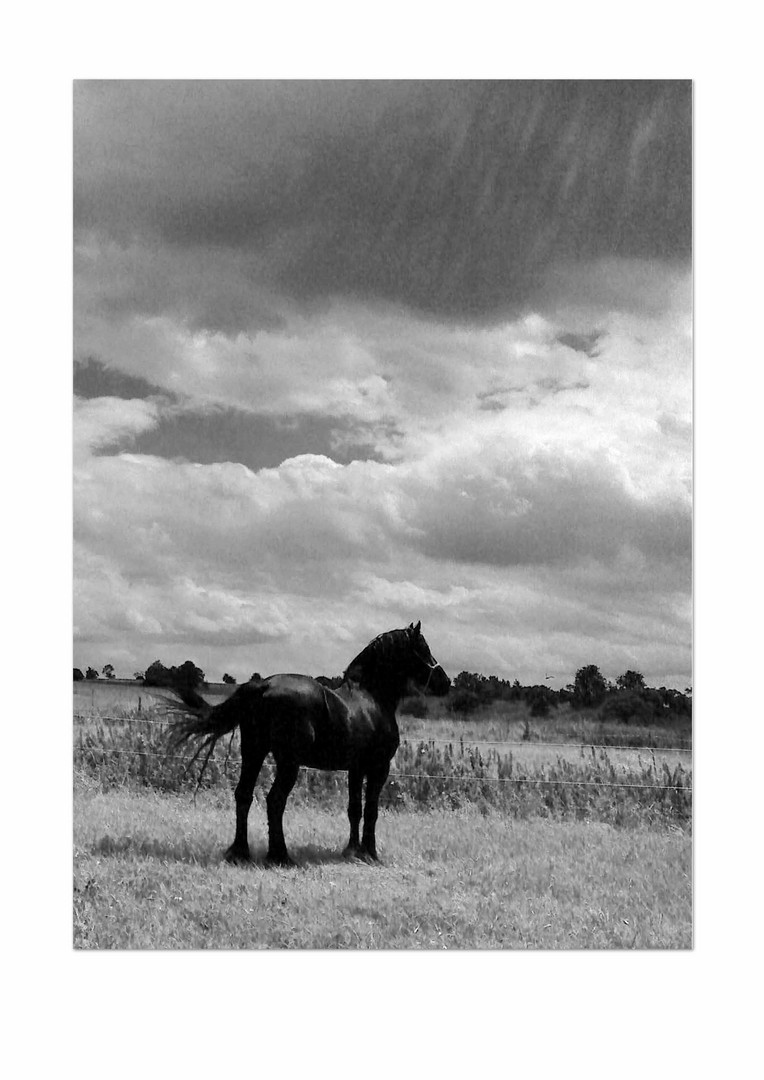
(72, 78, 693, 950)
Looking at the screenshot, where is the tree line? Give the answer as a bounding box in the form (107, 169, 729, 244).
(446, 665, 691, 723)
(73, 659, 691, 725)
(73, 660, 259, 688)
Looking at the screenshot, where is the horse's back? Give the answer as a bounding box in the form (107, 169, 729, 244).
(262, 672, 327, 704)
(254, 673, 347, 767)
(256, 674, 392, 769)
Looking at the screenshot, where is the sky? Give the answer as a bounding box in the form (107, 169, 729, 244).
(73, 80, 692, 688)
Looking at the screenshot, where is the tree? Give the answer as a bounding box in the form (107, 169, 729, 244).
(572, 664, 608, 709)
(85, 666, 99, 680)
(144, 660, 171, 687)
(73, 668, 84, 681)
(144, 659, 206, 690)
(133, 671, 145, 681)
(175, 660, 206, 690)
(616, 670, 646, 692)
(102, 663, 115, 680)
(222, 673, 236, 684)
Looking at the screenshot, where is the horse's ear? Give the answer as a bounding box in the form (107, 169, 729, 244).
(414, 620, 421, 635)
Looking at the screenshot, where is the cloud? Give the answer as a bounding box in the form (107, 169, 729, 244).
(402, 443, 691, 570)
(73, 355, 690, 685)
(73, 269, 690, 674)
(116, 405, 392, 470)
(73, 396, 161, 457)
(539, 257, 692, 320)
(74, 356, 175, 401)
(74, 236, 285, 338)
(72, 81, 692, 688)
(555, 330, 603, 356)
(75, 80, 691, 324)
(74, 266, 689, 481)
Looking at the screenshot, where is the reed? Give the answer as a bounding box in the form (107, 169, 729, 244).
(74, 710, 691, 828)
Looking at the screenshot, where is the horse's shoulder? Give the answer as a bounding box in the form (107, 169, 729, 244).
(320, 681, 353, 719)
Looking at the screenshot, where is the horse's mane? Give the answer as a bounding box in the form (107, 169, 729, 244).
(343, 628, 409, 683)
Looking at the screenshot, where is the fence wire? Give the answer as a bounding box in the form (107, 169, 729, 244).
(74, 743, 692, 793)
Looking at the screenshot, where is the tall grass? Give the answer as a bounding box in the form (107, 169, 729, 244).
(74, 710, 691, 828)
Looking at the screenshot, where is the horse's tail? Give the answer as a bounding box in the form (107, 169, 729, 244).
(165, 683, 259, 756)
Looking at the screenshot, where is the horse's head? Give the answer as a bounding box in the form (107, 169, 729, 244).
(403, 621, 451, 697)
(343, 622, 450, 700)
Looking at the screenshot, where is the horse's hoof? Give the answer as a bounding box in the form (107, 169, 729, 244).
(357, 847, 380, 864)
(224, 845, 251, 865)
(343, 844, 362, 860)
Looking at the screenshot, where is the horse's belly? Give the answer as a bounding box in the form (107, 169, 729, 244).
(301, 746, 351, 771)
(269, 717, 351, 770)
(299, 734, 397, 772)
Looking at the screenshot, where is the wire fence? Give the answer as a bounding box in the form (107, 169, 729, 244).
(74, 744, 691, 792)
(73, 714, 693, 795)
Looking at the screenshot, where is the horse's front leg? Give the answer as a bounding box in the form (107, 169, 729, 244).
(343, 766, 363, 858)
(359, 762, 390, 862)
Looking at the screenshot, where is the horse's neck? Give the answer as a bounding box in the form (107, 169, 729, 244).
(351, 670, 405, 715)
(344, 636, 412, 712)
(368, 683, 399, 712)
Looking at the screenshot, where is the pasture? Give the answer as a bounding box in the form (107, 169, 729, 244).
(74, 788, 691, 949)
(73, 686, 692, 949)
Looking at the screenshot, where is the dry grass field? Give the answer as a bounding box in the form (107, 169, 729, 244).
(73, 785, 691, 950)
(73, 685, 692, 949)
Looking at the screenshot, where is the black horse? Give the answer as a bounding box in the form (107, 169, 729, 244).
(167, 622, 450, 866)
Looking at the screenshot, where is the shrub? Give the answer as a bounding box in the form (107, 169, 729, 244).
(447, 688, 482, 715)
(399, 696, 429, 718)
(600, 691, 654, 726)
(525, 685, 557, 717)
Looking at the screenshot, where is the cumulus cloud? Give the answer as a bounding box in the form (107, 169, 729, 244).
(73, 367, 690, 686)
(74, 396, 162, 457)
(402, 445, 691, 570)
(74, 262, 690, 472)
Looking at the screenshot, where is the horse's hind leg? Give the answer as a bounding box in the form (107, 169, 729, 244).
(265, 759, 299, 867)
(359, 762, 390, 862)
(343, 766, 363, 858)
(225, 739, 267, 865)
